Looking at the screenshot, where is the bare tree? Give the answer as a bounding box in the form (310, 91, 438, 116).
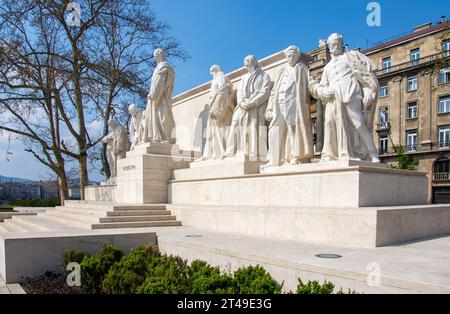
(0, 0, 187, 200)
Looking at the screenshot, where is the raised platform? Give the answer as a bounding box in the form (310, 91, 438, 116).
(166, 204, 450, 247)
(166, 160, 442, 247)
(169, 160, 428, 208)
(173, 157, 265, 180)
(156, 226, 450, 294)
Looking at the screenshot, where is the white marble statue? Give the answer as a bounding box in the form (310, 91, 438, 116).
(309, 33, 380, 163)
(225, 55, 272, 160)
(262, 46, 314, 169)
(197, 65, 234, 161)
(128, 104, 144, 149)
(102, 119, 131, 184)
(142, 48, 175, 144)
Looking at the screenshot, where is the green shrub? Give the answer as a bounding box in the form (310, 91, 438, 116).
(188, 260, 235, 294)
(137, 255, 190, 294)
(102, 246, 160, 294)
(80, 245, 124, 294)
(9, 198, 61, 207)
(296, 279, 335, 294)
(232, 265, 282, 294)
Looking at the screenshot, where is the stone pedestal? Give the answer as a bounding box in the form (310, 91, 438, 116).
(116, 143, 196, 204)
(167, 160, 442, 247)
(170, 160, 428, 208)
(173, 156, 265, 181)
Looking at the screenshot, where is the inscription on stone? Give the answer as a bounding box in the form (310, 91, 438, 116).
(123, 165, 136, 171)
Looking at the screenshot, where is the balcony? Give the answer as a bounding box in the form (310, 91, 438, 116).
(433, 172, 450, 182)
(376, 52, 450, 77)
(376, 122, 391, 136)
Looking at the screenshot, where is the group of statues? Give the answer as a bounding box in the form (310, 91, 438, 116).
(103, 32, 381, 183)
(199, 32, 380, 168)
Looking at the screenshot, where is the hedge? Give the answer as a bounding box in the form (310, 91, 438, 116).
(60, 245, 337, 294)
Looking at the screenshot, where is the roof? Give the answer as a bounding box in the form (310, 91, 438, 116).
(363, 21, 450, 55)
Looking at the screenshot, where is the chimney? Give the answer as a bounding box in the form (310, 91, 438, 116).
(414, 22, 432, 32)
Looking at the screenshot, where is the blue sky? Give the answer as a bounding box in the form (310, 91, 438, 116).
(1, 0, 449, 181)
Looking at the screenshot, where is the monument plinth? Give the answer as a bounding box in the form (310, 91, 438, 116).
(173, 156, 265, 181)
(167, 161, 439, 248)
(116, 142, 195, 204)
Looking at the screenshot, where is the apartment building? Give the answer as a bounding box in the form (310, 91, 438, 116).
(306, 18, 450, 203)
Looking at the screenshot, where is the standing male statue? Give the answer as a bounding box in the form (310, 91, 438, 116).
(309, 33, 380, 163)
(102, 119, 131, 184)
(142, 48, 176, 144)
(225, 55, 272, 160)
(197, 65, 234, 161)
(262, 46, 313, 169)
(128, 104, 144, 149)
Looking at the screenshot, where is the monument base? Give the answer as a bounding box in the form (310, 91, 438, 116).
(116, 142, 196, 204)
(165, 203, 450, 248)
(169, 160, 428, 208)
(173, 156, 265, 181)
(167, 160, 441, 247)
(85, 185, 117, 202)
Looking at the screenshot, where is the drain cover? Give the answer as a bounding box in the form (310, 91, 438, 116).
(315, 254, 343, 259)
(185, 235, 203, 238)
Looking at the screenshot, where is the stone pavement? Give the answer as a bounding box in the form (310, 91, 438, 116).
(150, 226, 450, 294)
(0, 275, 25, 294)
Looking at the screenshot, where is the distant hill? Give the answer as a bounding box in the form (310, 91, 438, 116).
(0, 175, 33, 183)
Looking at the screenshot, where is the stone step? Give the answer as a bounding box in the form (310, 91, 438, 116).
(0, 220, 28, 233)
(92, 220, 182, 229)
(43, 210, 99, 224)
(52, 207, 108, 218)
(0, 223, 10, 233)
(38, 212, 92, 229)
(64, 201, 167, 211)
(55, 206, 110, 215)
(107, 210, 171, 217)
(99, 215, 177, 223)
(112, 205, 167, 211)
(6, 216, 51, 232)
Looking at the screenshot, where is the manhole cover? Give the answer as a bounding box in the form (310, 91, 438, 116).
(185, 235, 203, 238)
(315, 254, 343, 259)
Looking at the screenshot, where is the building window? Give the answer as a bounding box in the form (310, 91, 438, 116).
(407, 75, 418, 92)
(379, 136, 388, 155)
(382, 57, 391, 73)
(438, 95, 450, 114)
(407, 101, 418, 119)
(434, 158, 450, 173)
(443, 40, 450, 57)
(439, 125, 450, 148)
(439, 68, 450, 85)
(311, 55, 318, 62)
(410, 48, 420, 65)
(406, 130, 417, 152)
(379, 84, 389, 97)
(379, 107, 389, 124)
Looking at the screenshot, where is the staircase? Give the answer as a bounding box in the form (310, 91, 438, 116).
(0, 201, 181, 234)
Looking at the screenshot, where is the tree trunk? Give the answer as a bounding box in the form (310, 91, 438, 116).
(78, 153, 89, 200)
(58, 175, 69, 206)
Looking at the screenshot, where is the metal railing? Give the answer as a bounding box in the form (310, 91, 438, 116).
(376, 52, 450, 77)
(433, 172, 450, 182)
